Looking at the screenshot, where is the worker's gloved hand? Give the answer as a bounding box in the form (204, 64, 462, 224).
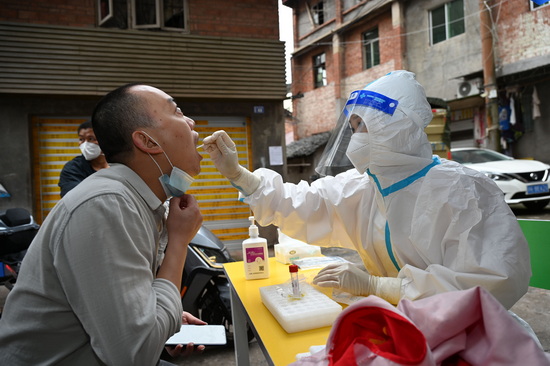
(203, 130, 260, 195)
(312, 263, 402, 305)
(203, 130, 240, 179)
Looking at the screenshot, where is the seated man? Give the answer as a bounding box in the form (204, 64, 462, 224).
(0, 83, 205, 365)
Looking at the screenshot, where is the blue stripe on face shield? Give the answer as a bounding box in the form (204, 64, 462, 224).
(345, 90, 399, 116)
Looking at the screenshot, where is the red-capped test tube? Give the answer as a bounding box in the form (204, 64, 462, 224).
(289, 264, 301, 298)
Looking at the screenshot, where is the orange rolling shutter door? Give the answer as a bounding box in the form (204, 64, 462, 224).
(191, 117, 253, 250)
(31, 117, 87, 223)
(32, 116, 252, 249)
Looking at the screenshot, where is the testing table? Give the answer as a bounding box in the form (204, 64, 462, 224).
(223, 258, 336, 365)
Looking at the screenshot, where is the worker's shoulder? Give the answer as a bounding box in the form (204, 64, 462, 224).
(424, 159, 498, 193)
(430, 159, 488, 180)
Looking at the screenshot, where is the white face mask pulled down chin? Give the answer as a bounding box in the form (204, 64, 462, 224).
(141, 131, 194, 198)
(80, 142, 102, 161)
(346, 133, 370, 174)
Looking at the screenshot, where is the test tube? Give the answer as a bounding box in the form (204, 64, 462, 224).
(289, 264, 301, 298)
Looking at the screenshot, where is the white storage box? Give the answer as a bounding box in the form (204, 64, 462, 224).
(274, 230, 322, 264)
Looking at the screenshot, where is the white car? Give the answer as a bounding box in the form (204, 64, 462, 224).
(451, 148, 550, 211)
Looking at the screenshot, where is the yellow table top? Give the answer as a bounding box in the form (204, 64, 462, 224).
(224, 257, 337, 366)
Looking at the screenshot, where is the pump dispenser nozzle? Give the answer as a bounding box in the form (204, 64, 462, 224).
(248, 216, 259, 238)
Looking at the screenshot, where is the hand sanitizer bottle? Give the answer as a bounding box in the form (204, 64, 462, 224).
(243, 216, 269, 280)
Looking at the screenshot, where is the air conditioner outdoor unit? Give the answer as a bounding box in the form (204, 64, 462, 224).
(457, 78, 482, 97)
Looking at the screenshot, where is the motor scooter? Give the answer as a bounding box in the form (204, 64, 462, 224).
(182, 226, 253, 343)
(0, 208, 40, 291)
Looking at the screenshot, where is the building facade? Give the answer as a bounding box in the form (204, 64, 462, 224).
(0, 0, 287, 247)
(283, 0, 550, 181)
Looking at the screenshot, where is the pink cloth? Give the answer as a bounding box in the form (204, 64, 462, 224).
(291, 287, 550, 366)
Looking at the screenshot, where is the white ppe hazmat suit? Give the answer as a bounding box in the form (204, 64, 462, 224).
(203, 71, 531, 309)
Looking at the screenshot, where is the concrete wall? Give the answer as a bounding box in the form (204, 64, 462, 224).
(405, 0, 482, 100)
(295, 0, 337, 46)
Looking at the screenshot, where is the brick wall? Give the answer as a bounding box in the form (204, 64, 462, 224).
(291, 45, 332, 96)
(295, 84, 337, 138)
(0, 0, 280, 39)
(345, 14, 403, 71)
(189, 0, 279, 39)
(0, 0, 95, 27)
(495, 0, 550, 66)
(291, 41, 338, 138)
(340, 11, 401, 95)
(342, 61, 397, 98)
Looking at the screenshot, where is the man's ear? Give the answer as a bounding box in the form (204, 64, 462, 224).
(132, 131, 163, 154)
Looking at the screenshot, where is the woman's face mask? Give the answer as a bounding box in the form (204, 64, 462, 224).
(346, 132, 370, 174)
(141, 131, 194, 198)
(345, 115, 371, 174)
(79, 141, 102, 161)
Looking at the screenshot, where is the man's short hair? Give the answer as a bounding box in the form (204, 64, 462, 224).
(78, 120, 92, 133)
(91, 83, 155, 163)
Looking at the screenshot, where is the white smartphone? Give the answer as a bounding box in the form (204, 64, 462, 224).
(165, 324, 227, 346)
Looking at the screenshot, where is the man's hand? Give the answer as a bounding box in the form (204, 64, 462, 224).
(166, 194, 202, 246)
(157, 195, 202, 289)
(203, 130, 241, 180)
(165, 312, 207, 358)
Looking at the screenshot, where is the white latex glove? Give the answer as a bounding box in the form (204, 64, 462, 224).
(203, 130, 260, 195)
(312, 263, 402, 305)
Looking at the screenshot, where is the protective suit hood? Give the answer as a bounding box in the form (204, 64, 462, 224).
(316, 70, 435, 191)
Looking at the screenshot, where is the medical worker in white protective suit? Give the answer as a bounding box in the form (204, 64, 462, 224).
(203, 70, 531, 309)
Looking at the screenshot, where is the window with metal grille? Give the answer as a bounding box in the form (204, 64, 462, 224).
(363, 28, 380, 69)
(430, 0, 465, 45)
(313, 53, 327, 88)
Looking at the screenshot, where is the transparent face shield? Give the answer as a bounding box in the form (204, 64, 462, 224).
(315, 90, 399, 177)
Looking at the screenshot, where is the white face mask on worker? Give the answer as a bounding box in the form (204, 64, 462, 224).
(346, 133, 371, 174)
(80, 142, 102, 161)
(141, 131, 194, 198)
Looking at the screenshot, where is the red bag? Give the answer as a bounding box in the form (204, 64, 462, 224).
(291, 287, 550, 366)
